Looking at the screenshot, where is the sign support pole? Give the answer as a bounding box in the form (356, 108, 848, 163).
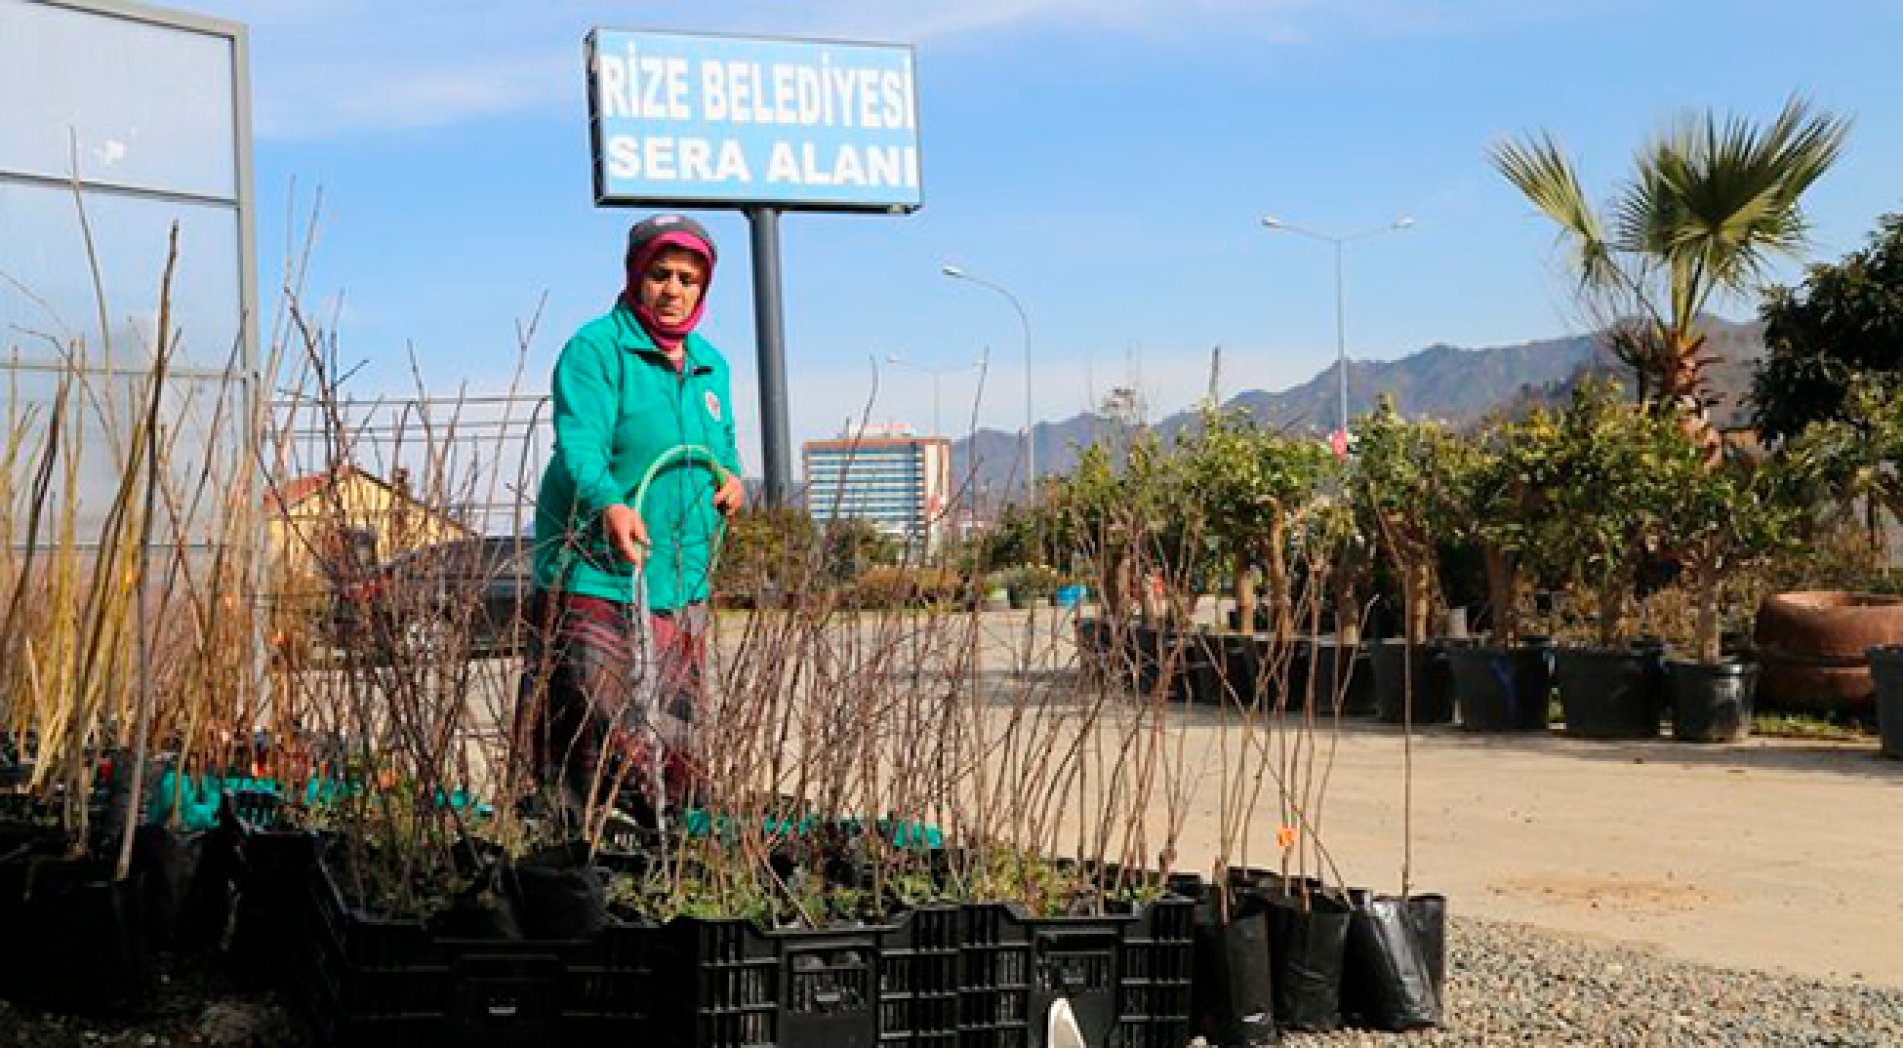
(747, 205, 793, 506)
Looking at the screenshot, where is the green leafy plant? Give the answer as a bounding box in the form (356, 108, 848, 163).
(1780, 376, 1903, 560)
(1179, 408, 1329, 641)
(1655, 426, 1801, 663)
(1351, 397, 1463, 650)
(1449, 405, 1581, 645)
(1534, 380, 1679, 647)
(1753, 213, 1903, 446)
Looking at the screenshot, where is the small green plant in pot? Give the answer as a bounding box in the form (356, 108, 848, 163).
(1654, 430, 1799, 742)
(1352, 397, 1464, 725)
(1440, 412, 1557, 731)
(1538, 380, 1675, 739)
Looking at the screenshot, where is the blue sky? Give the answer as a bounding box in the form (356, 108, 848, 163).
(191, 0, 1903, 470)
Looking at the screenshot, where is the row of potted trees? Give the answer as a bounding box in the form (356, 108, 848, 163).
(1049, 379, 1802, 742)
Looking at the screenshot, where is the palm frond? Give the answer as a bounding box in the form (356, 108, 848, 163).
(1490, 132, 1622, 294)
(1653, 97, 1850, 309)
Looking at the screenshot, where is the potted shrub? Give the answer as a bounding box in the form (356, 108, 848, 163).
(1538, 381, 1673, 739)
(1760, 379, 1903, 713)
(1261, 474, 1373, 718)
(1180, 409, 1330, 706)
(1006, 563, 1062, 609)
(1353, 397, 1461, 726)
(1442, 414, 1555, 731)
(1655, 429, 1799, 742)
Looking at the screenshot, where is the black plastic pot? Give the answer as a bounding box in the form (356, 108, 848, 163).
(1227, 606, 1272, 633)
(1191, 899, 1279, 1047)
(1261, 890, 1351, 1032)
(1174, 636, 1225, 706)
(1370, 640, 1455, 726)
(1667, 659, 1758, 743)
(1340, 890, 1440, 1032)
(1404, 894, 1447, 1004)
(1555, 647, 1663, 739)
(1304, 640, 1376, 717)
(512, 847, 609, 941)
(226, 822, 322, 990)
(1131, 625, 1163, 696)
(0, 855, 147, 1012)
(1447, 643, 1552, 731)
(131, 823, 224, 949)
(1072, 617, 1103, 671)
(1217, 634, 1264, 707)
(1867, 645, 1903, 759)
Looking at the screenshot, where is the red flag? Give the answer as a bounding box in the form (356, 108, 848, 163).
(1330, 427, 1350, 460)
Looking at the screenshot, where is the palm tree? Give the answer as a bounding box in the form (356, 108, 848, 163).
(1492, 96, 1850, 450)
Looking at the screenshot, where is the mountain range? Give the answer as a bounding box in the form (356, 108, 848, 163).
(949, 317, 1766, 498)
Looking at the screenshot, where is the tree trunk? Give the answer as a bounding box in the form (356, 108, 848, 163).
(1406, 557, 1433, 651)
(1265, 519, 1291, 646)
(1484, 545, 1516, 645)
(1234, 561, 1258, 635)
(1695, 567, 1722, 664)
(1336, 560, 1361, 649)
(1668, 330, 1722, 463)
(1869, 497, 1883, 561)
(1103, 546, 1128, 620)
(1596, 582, 1623, 649)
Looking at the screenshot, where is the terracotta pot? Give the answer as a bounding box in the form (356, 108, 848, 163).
(1754, 591, 1903, 714)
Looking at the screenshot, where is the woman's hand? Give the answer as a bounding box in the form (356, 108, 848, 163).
(714, 473, 745, 515)
(602, 503, 650, 564)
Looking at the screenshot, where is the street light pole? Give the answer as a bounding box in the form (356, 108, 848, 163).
(941, 265, 1035, 489)
(886, 353, 986, 437)
(1260, 215, 1415, 444)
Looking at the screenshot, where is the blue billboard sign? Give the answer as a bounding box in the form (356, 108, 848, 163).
(586, 29, 923, 213)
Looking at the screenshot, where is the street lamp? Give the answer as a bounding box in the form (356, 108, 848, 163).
(886, 352, 987, 437)
(1259, 215, 1415, 447)
(941, 264, 1035, 487)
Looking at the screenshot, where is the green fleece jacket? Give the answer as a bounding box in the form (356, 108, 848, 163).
(533, 301, 741, 610)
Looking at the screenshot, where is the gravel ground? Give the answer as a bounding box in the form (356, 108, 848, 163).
(1280, 915, 1903, 1047)
(3, 917, 1899, 1047)
(0, 954, 304, 1048)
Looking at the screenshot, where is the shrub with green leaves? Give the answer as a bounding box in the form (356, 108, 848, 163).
(1534, 380, 1679, 647)
(1179, 408, 1330, 638)
(1655, 430, 1801, 663)
(1351, 396, 1464, 649)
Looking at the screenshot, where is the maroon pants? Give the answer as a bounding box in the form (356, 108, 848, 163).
(515, 589, 707, 811)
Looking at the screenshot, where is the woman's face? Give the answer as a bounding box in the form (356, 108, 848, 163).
(636, 246, 709, 327)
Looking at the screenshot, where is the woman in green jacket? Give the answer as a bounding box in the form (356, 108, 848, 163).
(522, 213, 743, 823)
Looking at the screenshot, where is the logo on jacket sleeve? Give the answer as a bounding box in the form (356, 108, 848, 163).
(704, 390, 722, 421)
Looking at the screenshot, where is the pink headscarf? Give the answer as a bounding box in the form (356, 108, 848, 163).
(624, 229, 716, 357)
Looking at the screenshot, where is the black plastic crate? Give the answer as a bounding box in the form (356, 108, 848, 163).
(958, 899, 1194, 1048)
(650, 905, 962, 1048)
(294, 851, 655, 1048)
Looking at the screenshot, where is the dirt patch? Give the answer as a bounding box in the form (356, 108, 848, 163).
(1487, 873, 1728, 917)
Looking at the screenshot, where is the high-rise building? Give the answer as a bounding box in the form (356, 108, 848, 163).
(802, 424, 952, 548)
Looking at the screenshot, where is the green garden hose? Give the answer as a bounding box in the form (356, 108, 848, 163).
(628, 442, 733, 577)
